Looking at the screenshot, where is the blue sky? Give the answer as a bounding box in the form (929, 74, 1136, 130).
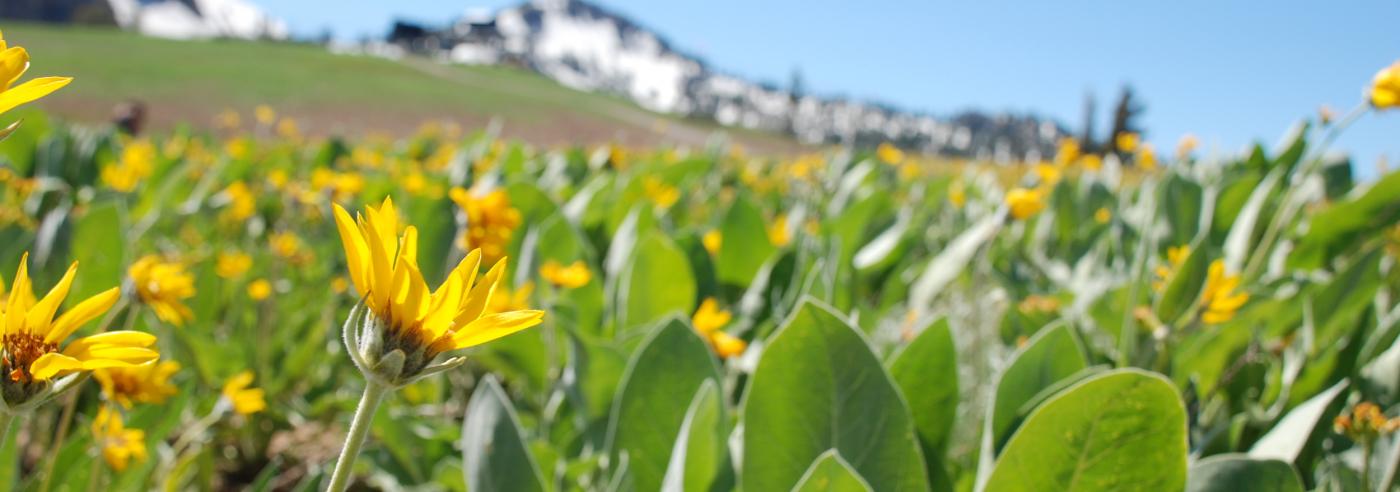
(264, 1, 1400, 176)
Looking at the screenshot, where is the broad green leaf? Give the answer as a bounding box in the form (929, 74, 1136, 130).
(984, 369, 1188, 492)
(1221, 169, 1280, 272)
(852, 210, 909, 272)
(716, 195, 775, 286)
(986, 324, 1088, 456)
(608, 318, 721, 492)
(1162, 174, 1205, 246)
(792, 450, 874, 492)
(461, 375, 548, 492)
(659, 380, 727, 492)
(1289, 170, 1400, 269)
(1249, 380, 1347, 466)
(1155, 242, 1209, 326)
(68, 200, 127, 304)
(889, 318, 958, 481)
(742, 299, 929, 492)
(1185, 454, 1303, 492)
(618, 232, 696, 333)
(909, 212, 1002, 316)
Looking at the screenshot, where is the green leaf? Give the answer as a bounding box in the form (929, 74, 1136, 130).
(852, 210, 910, 272)
(1162, 174, 1205, 246)
(792, 450, 874, 492)
(985, 324, 1088, 458)
(608, 318, 721, 492)
(1155, 242, 1209, 326)
(68, 200, 127, 304)
(716, 195, 776, 286)
(1289, 170, 1400, 269)
(660, 380, 728, 492)
(984, 369, 1188, 492)
(1185, 454, 1304, 492)
(888, 318, 958, 482)
(909, 212, 1002, 315)
(742, 299, 929, 492)
(1248, 380, 1347, 466)
(461, 375, 548, 492)
(618, 232, 696, 334)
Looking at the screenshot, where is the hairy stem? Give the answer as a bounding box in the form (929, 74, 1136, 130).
(325, 381, 389, 492)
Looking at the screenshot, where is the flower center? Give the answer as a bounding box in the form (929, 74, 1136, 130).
(4, 333, 57, 383)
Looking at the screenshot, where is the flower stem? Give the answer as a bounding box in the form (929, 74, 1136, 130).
(325, 381, 389, 492)
(1363, 439, 1375, 489)
(0, 412, 16, 449)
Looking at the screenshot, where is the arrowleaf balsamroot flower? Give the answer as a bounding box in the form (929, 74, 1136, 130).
(0, 29, 73, 139)
(540, 260, 591, 289)
(1, 253, 157, 410)
(221, 370, 265, 415)
(334, 197, 544, 386)
(128, 255, 195, 327)
(1005, 187, 1045, 220)
(94, 360, 179, 408)
(91, 406, 147, 472)
(1370, 59, 1400, 109)
(1200, 260, 1248, 324)
(692, 298, 746, 359)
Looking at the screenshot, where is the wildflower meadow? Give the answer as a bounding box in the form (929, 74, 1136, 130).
(3, 22, 1400, 492)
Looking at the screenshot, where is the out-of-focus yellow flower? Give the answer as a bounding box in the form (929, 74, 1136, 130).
(768, 213, 791, 247)
(129, 255, 195, 327)
(217, 108, 240, 129)
(1034, 163, 1062, 185)
(1176, 134, 1199, 159)
(1094, 207, 1112, 224)
(91, 406, 146, 471)
(215, 251, 252, 279)
(1200, 260, 1248, 324)
(310, 168, 364, 202)
(1137, 144, 1158, 170)
(222, 180, 256, 221)
(94, 360, 179, 408)
(221, 370, 265, 415)
(254, 105, 276, 126)
(1370, 60, 1400, 109)
(1017, 295, 1060, 313)
(1153, 245, 1190, 291)
(225, 137, 251, 160)
(247, 279, 272, 300)
(270, 231, 305, 263)
(101, 140, 156, 192)
(333, 198, 544, 383)
(949, 182, 967, 209)
(1335, 402, 1399, 443)
(1054, 137, 1081, 166)
(540, 260, 591, 289)
(450, 187, 521, 265)
(1078, 154, 1103, 171)
(1115, 132, 1140, 153)
(276, 118, 300, 140)
(488, 281, 534, 314)
(709, 331, 746, 359)
(2, 253, 156, 385)
(643, 177, 680, 209)
(703, 230, 722, 255)
(1005, 187, 1044, 220)
(608, 143, 628, 170)
(0, 30, 73, 136)
(692, 298, 731, 334)
(331, 276, 349, 294)
(876, 142, 905, 165)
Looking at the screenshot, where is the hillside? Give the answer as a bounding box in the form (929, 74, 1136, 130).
(4, 22, 798, 151)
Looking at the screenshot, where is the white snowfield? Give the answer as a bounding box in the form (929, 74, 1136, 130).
(107, 0, 287, 41)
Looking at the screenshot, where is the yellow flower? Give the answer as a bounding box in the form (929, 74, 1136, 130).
(1335, 402, 1399, 442)
(1115, 132, 1140, 153)
(1, 253, 157, 392)
(450, 187, 522, 265)
(1054, 137, 1081, 166)
(540, 260, 591, 289)
(0, 30, 73, 136)
(91, 406, 147, 472)
(1005, 187, 1045, 220)
(222, 181, 256, 221)
(488, 281, 534, 314)
(1094, 207, 1112, 224)
(949, 182, 967, 209)
(331, 276, 349, 294)
(93, 360, 179, 408)
(100, 140, 155, 192)
(1078, 154, 1103, 171)
(217, 108, 240, 129)
(270, 231, 305, 263)
(709, 331, 747, 359)
(643, 177, 680, 209)
(247, 279, 272, 300)
(276, 118, 300, 140)
(1034, 162, 1062, 185)
(215, 251, 252, 279)
(221, 370, 266, 415)
(1137, 143, 1158, 170)
(1200, 260, 1248, 324)
(692, 298, 731, 334)
(876, 142, 905, 165)
(1370, 60, 1400, 109)
(1153, 245, 1190, 291)
(128, 255, 195, 327)
(1018, 295, 1060, 314)
(334, 198, 544, 384)
(768, 213, 791, 247)
(254, 104, 276, 126)
(702, 230, 722, 256)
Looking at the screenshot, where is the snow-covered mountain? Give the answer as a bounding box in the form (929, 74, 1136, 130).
(3, 0, 287, 41)
(385, 0, 1067, 159)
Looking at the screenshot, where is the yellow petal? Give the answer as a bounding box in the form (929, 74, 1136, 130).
(25, 261, 77, 337)
(0, 77, 71, 115)
(332, 204, 371, 297)
(399, 225, 418, 268)
(454, 257, 506, 326)
(45, 287, 120, 344)
(0, 47, 28, 89)
(29, 352, 82, 380)
(63, 331, 157, 360)
(361, 208, 395, 309)
(5, 252, 33, 335)
(452, 310, 544, 349)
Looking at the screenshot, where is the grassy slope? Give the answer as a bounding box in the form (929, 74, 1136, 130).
(4, 23, 796, 151)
